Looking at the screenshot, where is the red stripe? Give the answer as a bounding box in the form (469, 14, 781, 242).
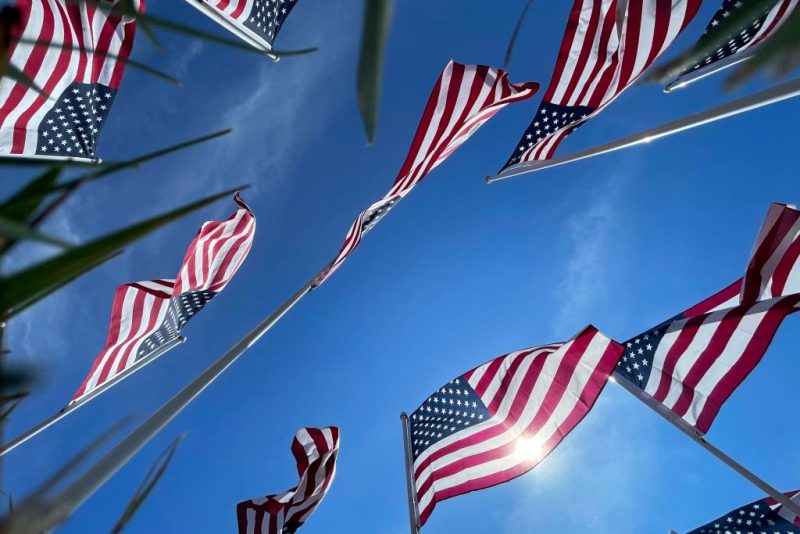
(771, 235, 800, 297)
(64, 2, 88, 83)
(642, 0, 672, 72)
(230, 0, 248, 22)
(109, 15, 135, 88)
(573, 2, 619, 105)
(544, 0, 588, 102)
(668, 306, 746, 418)
(0, 0, 56, 146)
(694, 296, 800, 432)
(683, 279, 741, 317)
(742, 207, 799, 303)
(559, 0, 604, 105)
(616, 0, 643, 91)
(650, 314, 706, 403)
(95, 287, 146, 386)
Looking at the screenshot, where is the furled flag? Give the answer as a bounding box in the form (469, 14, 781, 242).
(684, 489, 800, 533)
(311, 61, 539, 288)
(499, 0, 701, 171)
(237, 427, 339, 534)
(186, 0, 299, 52)
(72, 193, 255, 403)
(0, 0, 142, 161)
(666, 0, 799, 91)
(406, 326, 622, 526)
(615, 203, 800, 434)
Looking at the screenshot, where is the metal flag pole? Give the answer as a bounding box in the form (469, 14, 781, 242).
(663, 50, 755, 93)
(400, 413, 421, 534)
(486, 77, 800, 184)
(0, 336, 186, 458)
(610, 370, 800, 517)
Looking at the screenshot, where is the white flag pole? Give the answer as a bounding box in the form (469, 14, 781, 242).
(486, 77, 800, 184)
(610, 371, 800, 517)
(400, 412, 422, 534)
(0, 336, 186, 458)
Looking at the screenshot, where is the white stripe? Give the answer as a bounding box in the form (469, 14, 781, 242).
(569, 0, 619, 107)
(683, 300, 776, 426)
(0, 0, 67, 153)
(551, 0, 596, 103)
(628, 0, 657, 81)
(659, 310, 727, 410)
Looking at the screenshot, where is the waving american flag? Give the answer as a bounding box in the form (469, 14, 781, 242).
(500, 0, 701, 171)
(186, 0, 299, 51)
(407, 326, 622, 526)
(615, 203, 800, 434)
(237, 427, 339, 534)
(312, 61, 539, 288)
(667, 0, 799, 91)
(685, 489, 800, 533)
(72, 193, 256, 403)
(0, 0, 142, 161)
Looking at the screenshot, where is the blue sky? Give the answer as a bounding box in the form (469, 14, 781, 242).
(1, 1, 799, 532)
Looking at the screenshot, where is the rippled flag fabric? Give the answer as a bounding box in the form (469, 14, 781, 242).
(0, 0, 142, 161)
(188, 0, 299, 50)
(615, 203, 800, 434)
(499, 0, 701, 171)
(237, 427, 339, 534)
(668, 0, 799, 89)
(685, 489, 800, 533)
(72, 193, 256, 403)
(311, 61, 539, 288)
(407, 326, 622, 526)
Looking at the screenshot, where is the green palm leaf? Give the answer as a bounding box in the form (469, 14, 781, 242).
(356, 0, 394, 144)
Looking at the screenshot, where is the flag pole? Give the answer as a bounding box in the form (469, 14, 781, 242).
(610, 371, 800, 517)
(0, 336, 187, 458)
(486, 77, 800, 183)
(400, 412, 421, 534)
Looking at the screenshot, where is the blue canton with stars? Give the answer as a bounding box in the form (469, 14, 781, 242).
(36, 82, 115, 160)
(502, 101, 594, 170)
(409, 375, 491, 460)
(687, 495, 800, 534)
(615, 319, 674, 390)
(134, 291, 216, 362)
(681, 0, 774, 77)
(244, 0, 298, 46)
(361, 196, 400, 234)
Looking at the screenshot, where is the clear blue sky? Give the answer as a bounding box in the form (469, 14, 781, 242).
(2, 1, 799, 532)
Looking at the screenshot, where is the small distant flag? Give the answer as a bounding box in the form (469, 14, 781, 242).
(500, 0, 701, 170)
(73, 193, 255, 403)
(237, 427, 339, 534)
(186, 0, 299, 52)
(312, 61, 539, 288)
(406, 326, 622, 526)
(0, 0, 142, 161)
(666, 0, 799, 91)
(684, 489, 800, 533)
(615, 203, 800, 434)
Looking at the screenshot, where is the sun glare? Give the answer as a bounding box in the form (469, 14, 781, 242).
(513, 436, 545, 462)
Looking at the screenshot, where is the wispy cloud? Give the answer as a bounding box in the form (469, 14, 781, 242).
(551, 167, 633, 336)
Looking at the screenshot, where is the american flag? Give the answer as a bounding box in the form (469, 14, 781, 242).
(190, 0, 298, 49)
(615, 203, 800, 434)
(312, 61, 539, 288)
(72, 193, 255, 403)
(237, 427, 339, 534)
(500, 0, 701, 169)
(407, 326, 622, 526)
(670, 0, 799, 87)
(0, 0, 141, 161)
(685, 489, 800, 533)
